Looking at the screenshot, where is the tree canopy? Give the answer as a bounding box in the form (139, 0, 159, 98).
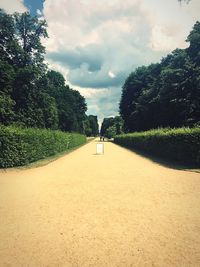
(100, 116, 123, 139)
(0, 9, 98, 134)
(84, 115, 99, 137)
(120, 21, 200, 132)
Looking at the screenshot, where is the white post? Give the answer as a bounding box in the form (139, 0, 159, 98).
(96, 143, 104, 154)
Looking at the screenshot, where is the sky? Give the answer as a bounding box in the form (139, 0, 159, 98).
(1, 0, 200, 125)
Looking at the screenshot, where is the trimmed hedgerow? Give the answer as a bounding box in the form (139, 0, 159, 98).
(114, 127, 200, 167)
(0, 125, 86, 168)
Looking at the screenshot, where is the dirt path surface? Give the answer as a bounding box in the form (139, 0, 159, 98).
(0, 139, 200, 267)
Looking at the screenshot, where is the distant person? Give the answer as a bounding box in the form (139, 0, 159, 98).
(103, 136, 105, 142)
(100, 136, 102, 141)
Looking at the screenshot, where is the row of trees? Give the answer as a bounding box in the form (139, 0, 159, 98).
(0, 9, 99, 135)
(120, 21, 200, 132)
(84, 115, 99, 137)
(100, 116, 123, 139)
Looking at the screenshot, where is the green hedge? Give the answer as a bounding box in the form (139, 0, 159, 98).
(0, 125, 86, 168)
(114, 127, 200, 167)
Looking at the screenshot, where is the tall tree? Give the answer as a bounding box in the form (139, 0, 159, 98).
(87, 115, 99, 136)
(0, 9, 16, 64)
(14, 12, 48, 70)
(47, 70, 87, 132)
(0, 10, 89, 133)
(120, 21, 200, 132)
(100, 116, 123, 138)
(186, 21, 200, 65)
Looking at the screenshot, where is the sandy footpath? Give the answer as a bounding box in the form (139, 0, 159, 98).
(0, 139, 200, 267)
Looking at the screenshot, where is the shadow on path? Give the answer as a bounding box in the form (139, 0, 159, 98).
(113, 142, 200, 173)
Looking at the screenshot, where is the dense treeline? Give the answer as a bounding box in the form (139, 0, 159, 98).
(0, 9, 98, 135)
(100, 116, 123, 139)
(84, 115, 99, 137)
(120, 21, 200, 132)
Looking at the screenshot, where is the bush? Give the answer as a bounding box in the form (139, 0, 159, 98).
(105, 125, 117, 139)
(114, 127, 200, 167)
(0, 125, 86, 168)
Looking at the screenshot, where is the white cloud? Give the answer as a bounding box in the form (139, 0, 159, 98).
(144, 0, 200, 51)
(0, 0, 27, 13)
(149, 25, 188, 52)
(37, 9, 42, 16)
(77, 88, 108, 99)
(42, 0, 200, 122)
(85, 87, 121, 125)
(44, 0, 159, 89)
(108, 71, 116, 79)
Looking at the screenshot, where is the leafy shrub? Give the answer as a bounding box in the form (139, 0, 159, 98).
(0, 125, 86, 168)
(114, 127, 200, 167)
(105, 126, 117, 139)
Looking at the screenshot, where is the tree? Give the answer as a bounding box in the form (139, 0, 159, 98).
(0, 93, 15, 124)
(71, 89, 87, 133)
(120, 65, 161, 131)
(105, 125, 117, 139)
(11, 66, 58, 128)
(14, 12, 48, 70)
(47, 70, 87, 132)
(186, 21, 200, 65)
(120, 21, 200, 132)
(0, 9, 48, 70)
(47, 70, 65, 88)
(100, 116, 123, 138)
(0, 59, 15, 124)
(82, 115, 99, 136)
(0, 9, 20, 66)
(83, 116, 92, 136)
(87, 115, 99, 136)
(0, 10, 89, 133)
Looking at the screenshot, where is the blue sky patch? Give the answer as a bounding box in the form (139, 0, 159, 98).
(24, 0, 44, 16)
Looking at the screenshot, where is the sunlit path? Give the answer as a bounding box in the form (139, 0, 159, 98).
(0, 139, 200, 267)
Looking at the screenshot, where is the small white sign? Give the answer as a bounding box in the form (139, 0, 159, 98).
(96, 143, 104, 154)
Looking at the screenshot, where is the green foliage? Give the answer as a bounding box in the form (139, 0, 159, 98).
(47, 70, 65, 88)
(14, 12, 48, 69)
(0, 60, 16, 124)
(83, 117, 92, 136)
(46, 70, 87, 133)
(0, 93, 15, 124)
(0, 9, 18, 65)
(0, 60, 15, 94)
(84, 115, 99, 136)
(0, 9, 47, 70)
(0, 125, 86, 168)
(105, 125, 117, 139)
(120, 22, 200, 132)
(114, 127, 200, 167)
(0, 10, 93, 133)
(100, 116, 123, 138)
(186, 21, 200, 65)
(10, 66, 58, 129)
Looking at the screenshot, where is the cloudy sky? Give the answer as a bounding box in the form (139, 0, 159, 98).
(1, 0, 200, 124)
